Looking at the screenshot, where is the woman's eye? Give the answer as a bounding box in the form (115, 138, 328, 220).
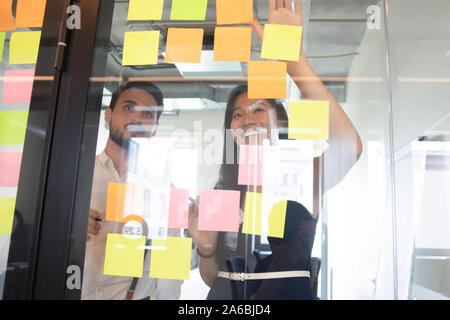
(232, 113, 242, 119)
(254, 107, 265, 113)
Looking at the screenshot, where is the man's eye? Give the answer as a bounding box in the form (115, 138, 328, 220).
(125, 105, 135, 111)
(142, 111, 153, 118)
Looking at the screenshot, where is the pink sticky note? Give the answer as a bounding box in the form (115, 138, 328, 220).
(168, 188, 189, 229)
(3, 69, 35, 104)
(0, 153, 22, 187)
(198, 190, 240, 232)
(238, 145, 263, 186)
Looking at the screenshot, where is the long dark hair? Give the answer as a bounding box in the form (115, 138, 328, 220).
(215, 85, 289, 204)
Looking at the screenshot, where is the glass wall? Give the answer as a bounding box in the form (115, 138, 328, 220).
(1, 0, 449, 300)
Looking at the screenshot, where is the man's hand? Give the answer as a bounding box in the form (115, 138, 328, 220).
(252, 0, 303, 42)
(87, 209, 102, 241)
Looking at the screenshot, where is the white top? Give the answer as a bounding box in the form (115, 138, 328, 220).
(81, 151, 182, 300)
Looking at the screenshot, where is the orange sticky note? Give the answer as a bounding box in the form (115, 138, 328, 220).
(16, 0, 47, 28)
(248, 61, 287, 99)
(216, 0, 253, 25)
(165, 28, 204, 63)
(214, 27, 252, 62)
(105, 182, 143, 224)
(0, 0, 15, 31)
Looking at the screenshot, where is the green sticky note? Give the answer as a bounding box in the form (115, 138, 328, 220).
(122, 31, 160, 66)
(0, 197, 16, 234)
(103, 233, 146, 277)
(9, 31, 41, 64)
(288, 100, 330, 140)
(170, 0, 208, 21)
(128, 0, 164, 20)
(150, 237, 192, 280)
(261, 24, 302, 62)
(0, 32, 6, 63)
(0, 111, 29, 145)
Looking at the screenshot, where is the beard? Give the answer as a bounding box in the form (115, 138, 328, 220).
(109, 120, 132, 150)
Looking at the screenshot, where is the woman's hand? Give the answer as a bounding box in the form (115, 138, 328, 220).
(252, 0, 303, 42)
(188, 197, 218, 255)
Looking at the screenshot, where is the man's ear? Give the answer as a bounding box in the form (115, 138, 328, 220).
(105, 107, 112, 124)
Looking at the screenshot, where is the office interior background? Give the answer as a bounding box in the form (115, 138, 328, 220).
(0, 0, 449, 300)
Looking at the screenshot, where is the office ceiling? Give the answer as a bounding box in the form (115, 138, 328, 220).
(105, 0, 379, 104)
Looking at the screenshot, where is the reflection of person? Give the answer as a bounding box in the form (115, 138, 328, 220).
(188, 0, 362, 300)
(82, 82, 182, 300)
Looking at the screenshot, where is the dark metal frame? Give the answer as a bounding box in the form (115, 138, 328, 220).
(4, 0, 114, 299)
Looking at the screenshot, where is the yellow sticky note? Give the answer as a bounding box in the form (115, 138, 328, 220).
(123, 31, 160, 66)
(128, 0, 164, 20)
(165, 28, 204, 63)
(261, 24, 302, 62)
(243, 193, 287, 238)
(150, 237, 192, 280)
(0, 111, 29, 146)
(267, 200, 287, 239)
(216, 0, 253, 25)
(15, 0, 47, 28)
(103, 233, 146, 277)
(214, 27, 252, 62)
(0, 32, 6, 62)
(0, 197, 16, 234)
(170, 0, 208, 21)
(288, 100, 330, 140)
(242, 192, 262, 236)
(248, 61, 287, 99)
(9, 31, 42, 64)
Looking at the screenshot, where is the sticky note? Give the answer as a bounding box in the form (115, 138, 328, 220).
(9, 31, 42, 64)
(103, 233, 146, 277)
(242, 193, 286, 238)
(105, 182, 144, 224)
(214, 27, 252, 62)
(165, 28, 204, 63)
(150, 237, 192, 280)
(267, 200, 287, 238)
(3, 69, 35, 104)
(238, 144, 263, 186)
(0, 0, 15, 31)
(0, 111, 29, 145)
(261, 24, 302, 62)
(242, 192, 262, 236)
(0, 153, 22, 187)
(170, 0, 208, 21)
(248, 61, 287, 99)
(168, 188, 189, 229)
(216, 0, 253, 25)
(288, 100, 330, 140)
(0, 197, 15, 234)
(15, 0, 47, 28)
(128, 0, 164, 20)
(0, 32, 6, 62)
(198, 189, 240, 232)
(122, 31, 160, 66)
